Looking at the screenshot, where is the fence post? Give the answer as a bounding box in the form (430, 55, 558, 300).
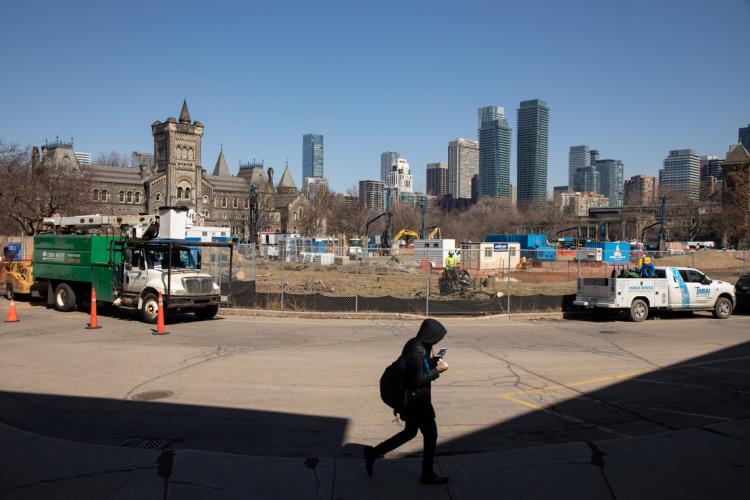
(355, 257, 359, 313)
(691, 251, 696, 268)
(507, 248, 512, 318)
(426, 269, 430, 317)
(280, 245, 285, 311)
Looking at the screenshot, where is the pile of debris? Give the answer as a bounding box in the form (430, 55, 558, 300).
(286, 279, 335, 293)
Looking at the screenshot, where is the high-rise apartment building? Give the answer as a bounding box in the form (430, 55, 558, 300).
(589, 149, 600, 166)
(302, 133, 324, 180)
(358, 180, 385, 212)
(568, 145, 590, 187)
(478, 105, 511, 198)
(380, 151, 400, 183)
(623, 175, 659, 206)
(560, 191, 609, 216)
(517, 99, 549, 207)
(426, 162, 448, 197)
(447, 138, 479, 199)
(574, 166, 599, 193)
(74, 151, 92, 165)
(659, 149, 701, 200)
(131, 151, 154, 170)
(302, 176, 329, 197)
(595, 159, 624, 206)
(739, 124, 750, 150)
(387, 158, 413, 194)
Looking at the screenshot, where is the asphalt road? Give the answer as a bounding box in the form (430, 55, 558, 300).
(1, 299, 749, 460)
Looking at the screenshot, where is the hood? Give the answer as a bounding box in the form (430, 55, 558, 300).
(416, 319, 446, 347)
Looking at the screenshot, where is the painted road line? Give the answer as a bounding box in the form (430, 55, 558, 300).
(498, 393, 631, 438)
(500, 371, 641, 398)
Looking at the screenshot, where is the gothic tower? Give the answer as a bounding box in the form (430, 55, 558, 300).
(149, 99, 204, 210)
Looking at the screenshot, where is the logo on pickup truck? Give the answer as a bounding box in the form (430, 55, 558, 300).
(697, 287, 710, 296)
(628, 285, 654, 291)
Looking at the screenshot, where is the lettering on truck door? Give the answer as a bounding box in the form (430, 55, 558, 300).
(669, 268, 691, 308)
(682, 269, 711, 307)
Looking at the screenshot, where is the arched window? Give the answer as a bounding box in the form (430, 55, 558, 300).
(119, 191, 125, 202)
(203, 194, 209, 204)
(155, 192, 162, 202)
(101, 190, 108, 201)
(188, 148, 194, 160)
(244, 199, 249, 209)
(222, 197, 227, 208)
(233, 198, 238, 208)
(177, 187, 183, 199)
(184, 187, 191, 200)
(92, 189, 99, 201)
(134, 192, 141, 204)
(127, 191, 133, 203)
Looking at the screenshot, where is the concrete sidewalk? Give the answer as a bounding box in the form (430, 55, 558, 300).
(0, 420, 748, 499)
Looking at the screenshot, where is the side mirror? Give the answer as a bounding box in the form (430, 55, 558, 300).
(701, 278, 711, 285)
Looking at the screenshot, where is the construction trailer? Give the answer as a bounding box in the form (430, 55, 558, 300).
(484, 234, 557, 261)
(413, 239, 458, 269)
(460, 242, 521, 273)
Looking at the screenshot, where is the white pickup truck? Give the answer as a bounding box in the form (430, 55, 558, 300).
(574, 266, 736, 322)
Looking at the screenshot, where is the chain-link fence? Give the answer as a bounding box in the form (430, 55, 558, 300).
(222, 243, 749, 316)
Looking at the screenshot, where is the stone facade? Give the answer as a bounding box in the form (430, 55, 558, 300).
(37, 101, 311, 239)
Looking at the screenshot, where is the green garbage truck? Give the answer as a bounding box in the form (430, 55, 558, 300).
(33, 234, 232, 323)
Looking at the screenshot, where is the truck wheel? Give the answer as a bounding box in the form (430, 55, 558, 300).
(194, 305, 219, 321)
(54, 283, 77, 312)
(140, 293, 159, 324)
(713, 297, 732, 320)
(5, 284, 13, 300)
(629, 299, 648, 322)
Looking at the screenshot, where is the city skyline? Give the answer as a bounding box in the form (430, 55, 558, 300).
(1, 1, 748, 194)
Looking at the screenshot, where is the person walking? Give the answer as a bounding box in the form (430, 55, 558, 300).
(364, 318, 450, 485)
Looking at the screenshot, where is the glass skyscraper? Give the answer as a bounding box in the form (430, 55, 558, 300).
(568, 145, 590, 187)
(478, 105, 511, 198)
(516, 99, 549, 207)
(740, 124, 750, 150)
(595, 159, 624, 207)
(302, 133, 324, 180)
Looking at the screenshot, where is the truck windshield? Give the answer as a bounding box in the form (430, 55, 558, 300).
(144, 248, 198, 269)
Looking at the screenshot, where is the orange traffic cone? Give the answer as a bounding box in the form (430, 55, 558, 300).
(86, 288, 102, 330)
(151, 292, 169, 335)
(5, 299, 19, 323)
(420, 255, 428, 273)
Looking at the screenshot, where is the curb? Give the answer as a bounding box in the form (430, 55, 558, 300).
(218, 308, 570, 321)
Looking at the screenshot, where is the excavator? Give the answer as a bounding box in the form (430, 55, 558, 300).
(391, 229, 420, 249)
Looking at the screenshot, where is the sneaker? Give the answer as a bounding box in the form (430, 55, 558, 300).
(419, 471, 450, 485)
(363, 446, 376, 476)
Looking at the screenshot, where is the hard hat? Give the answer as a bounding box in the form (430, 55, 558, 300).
(448, 250, 454, 256)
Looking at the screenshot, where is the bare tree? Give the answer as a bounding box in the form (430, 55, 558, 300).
(338, 187, 372, 236)
(94, 151, 129, 167)
(722, 168, 750, 248)
(0, 139, 92, 234)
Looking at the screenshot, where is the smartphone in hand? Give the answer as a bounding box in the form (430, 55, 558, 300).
(436, 347, 447, 358)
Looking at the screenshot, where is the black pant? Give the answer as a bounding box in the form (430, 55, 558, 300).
(373, 415, 438, 473)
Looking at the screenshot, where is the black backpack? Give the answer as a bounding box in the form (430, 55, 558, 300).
(380, 356, 407, 415)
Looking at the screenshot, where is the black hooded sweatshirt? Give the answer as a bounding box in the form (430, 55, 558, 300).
(400, 319, 447, 417)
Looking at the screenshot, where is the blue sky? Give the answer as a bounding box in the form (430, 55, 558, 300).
(1, 0, 748, 193)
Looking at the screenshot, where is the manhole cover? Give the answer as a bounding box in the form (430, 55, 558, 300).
(131, 390, 174, 401)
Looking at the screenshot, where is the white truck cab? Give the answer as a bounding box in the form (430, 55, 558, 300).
(575, 266, 735, 322)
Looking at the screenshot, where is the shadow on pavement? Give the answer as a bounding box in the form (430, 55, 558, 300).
(438, 339, 750, 455)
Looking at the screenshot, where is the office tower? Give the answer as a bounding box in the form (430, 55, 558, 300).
(595, 159, 624, 206)
(74, 151, 92, 165)
(358, 180, 385, 212)
(387, 158, 413, 194)
(700, 155, 724, 182)
(517, 99, 549, 207)
(568, 146, 590, 187)
(426, 162, 448, 197)
(659, 149, 701, 200)
(447, 138, 479, 199)
(131, 151, 154, 170)
(302, 134, 324, 180)
(623, 175, 659, 206)
(740, 124, 750, 150)
(575, 166, 599, 193)
(380, 151, 400, 183)
(478, 105, 511, 198)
